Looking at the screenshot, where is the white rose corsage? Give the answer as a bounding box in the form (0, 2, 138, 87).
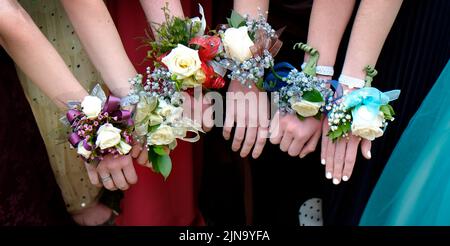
(128, 68, 203, 179)
(63, 84, 134, 163)
(217, 10, 284, 89)
(327, 66, 401, 141)
(266, 43, 334, 119)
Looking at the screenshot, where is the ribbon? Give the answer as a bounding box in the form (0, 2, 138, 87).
(343, 87, 401, 115)
(250, 26, 285, 58)
(263, 62, 295, 92)
(66, 109, 81, 124)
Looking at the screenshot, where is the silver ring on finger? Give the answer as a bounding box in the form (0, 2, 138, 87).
(101, 175, 112, 183)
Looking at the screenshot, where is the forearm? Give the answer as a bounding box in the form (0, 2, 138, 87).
(61, 0, 136, 98)
(139, 0, 184, 37)
(234, 0, 269, 19)
(305, 0, 356, 67)
(342, 0, 403, 79)
(0, 1, 87, 108)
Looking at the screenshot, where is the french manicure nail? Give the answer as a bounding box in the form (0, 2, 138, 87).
(321, 159, 326, 165)
(367, 150, 372, 159)
(300, 154, 306, 159)
(326, 172, 332, 179)
(342, 176, 349, 182)
(333, 178, 340, 185)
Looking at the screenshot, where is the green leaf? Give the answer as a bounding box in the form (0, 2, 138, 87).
(153, 146, 168, 156)
(148, 124, 161, 133)
(296, 114, 305, 121)
(228, 10, 246, 28)
(157, 155, 172, 180)
(302, 89, 324, 103)
(380, 104, 395, 120)
(327, 127, 342, 141)
(148, 146, 173, 180)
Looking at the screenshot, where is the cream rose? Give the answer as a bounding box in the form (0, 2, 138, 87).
(95, 123, 122, 149)
(161, 44, 202, 79)
(81, 96, 102, 119)
(222, 26, 254, 62)
(117, 140, 132, 155)
(351, 105, 384, 141)
(77, 142, 92, 159)
(147, 124, 176, 146)
(290, 99, 323, 117)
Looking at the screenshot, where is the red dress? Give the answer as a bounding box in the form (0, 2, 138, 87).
(107, 0, 210, 226)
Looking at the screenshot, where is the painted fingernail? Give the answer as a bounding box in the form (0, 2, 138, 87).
(367, 150, 372, 159)
(300, 153, 306, 159)
(326, 172, 332, 179)
(333, 178, 340, 185)
(321, 159, 326, 165)
(342, 176, 349, 182)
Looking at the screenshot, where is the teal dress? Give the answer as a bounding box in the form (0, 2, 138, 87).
(360, 60, 450, 225)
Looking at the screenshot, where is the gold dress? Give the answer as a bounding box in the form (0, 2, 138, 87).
(16, 0, 101, 213)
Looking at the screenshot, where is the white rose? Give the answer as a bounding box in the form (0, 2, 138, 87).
(290, 99, 323, 117)
(161, 44, 202, 79)
(351, 105, 384, 141)
(157, 100, 183, 123)
(95, 123, 122, 149)
(147, 124, 176, 146)
(77, 142, 92, 159)
(222, 26, 254, 62)
(81, 96, 102, 119)
(117, 140, 132, 155)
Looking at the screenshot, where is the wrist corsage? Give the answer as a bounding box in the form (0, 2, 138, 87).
(217, 9, 283, 89)
(64, 84, 134, 163)
(147, 3, 225, 91)
(129, 69, 203, 179)
(265, 43, 333, 119)
(327, 66, 401, 141)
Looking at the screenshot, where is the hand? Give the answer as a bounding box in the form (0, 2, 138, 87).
(130, 141, 152, 167)
(71, 202, 114, 226)
(321, 117, 371, 185)
(223, 80, 270, 159)
(85, 154, 138, 191)
(269, 111, 322, 158)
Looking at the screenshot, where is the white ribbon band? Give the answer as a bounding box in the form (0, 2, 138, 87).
(338, 74, 365, 89)
(301, 63, 334, 76)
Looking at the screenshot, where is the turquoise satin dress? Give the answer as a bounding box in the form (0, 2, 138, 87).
(360, 60, 450, 225)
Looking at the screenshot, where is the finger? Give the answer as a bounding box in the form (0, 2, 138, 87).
(287, 138, 305, 157)
(269, 111, 283, 144)
(202, 96, 214, 132)
(321, 119, 329, 165)
(84, 162, 102, 187)
(361, 139, 372, 159)
(130, 143, 142, 159)
(111, 169, 129, 190)
(332, 140, 347, 185)
(231, 126, 246, 152)
(342, 136, 361, 182)
(137, 147, 149, 165)
(280, 126, 295, 152)
(252, 126, 268, 159)
(97, 168, 116, 191)
(223, 97, 235, 140)
(240, 126, 257, 158)
(325, 138, 335, 180)
(123, 162, 138, 185)
(300, 127, 321, 158)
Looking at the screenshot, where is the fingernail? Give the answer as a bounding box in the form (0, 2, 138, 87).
(300, 153, 306, 159)
(342, 176, 349, 182)
(326, 172, 332, 179)
(321, 159, 326, 165)
(367, 150, 372, 159)
(333, 178, 340, 185)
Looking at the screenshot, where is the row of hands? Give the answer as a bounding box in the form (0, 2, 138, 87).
(73, 79, 372, 225)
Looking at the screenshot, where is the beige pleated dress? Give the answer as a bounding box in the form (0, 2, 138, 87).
(16, 0, 101, 213)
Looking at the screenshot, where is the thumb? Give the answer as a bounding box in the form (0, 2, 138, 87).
(360, 139, 372, 159)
